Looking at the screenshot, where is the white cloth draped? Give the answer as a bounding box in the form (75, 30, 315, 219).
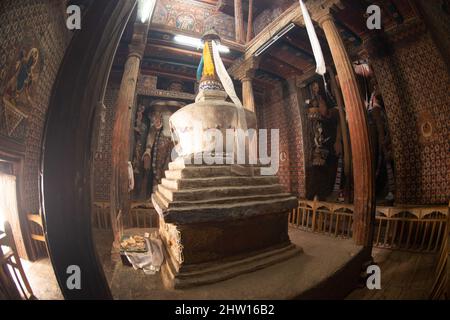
(299, 0, 326, 76)
(127, 161, 134, 192)
(211, 40, 247, 132)
(125, 237, 164, 275)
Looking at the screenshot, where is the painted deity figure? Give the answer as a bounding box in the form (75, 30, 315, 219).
(367, 89, 395, 202)
(306, 81, 342, 200)
(140, 112, 163, 198)
(3, 48, 39, 108)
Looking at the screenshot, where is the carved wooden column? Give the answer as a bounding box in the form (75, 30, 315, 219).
(246, 0, 254, 43)
(110, 21, 149, 247)
(241, 75, 255, 112)
(315, 11, 375, 246)
(229, 57, 260, 113)
(328, 66, 352, 202)
(234, 0, 245, 43)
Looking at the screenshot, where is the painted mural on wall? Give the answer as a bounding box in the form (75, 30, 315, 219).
(371, 30, 449, 205)
(0, 42, 43, 142)
(152, 0, 235, 40)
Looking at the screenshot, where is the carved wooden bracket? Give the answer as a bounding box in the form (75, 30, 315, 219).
(228, 56, 261, 81)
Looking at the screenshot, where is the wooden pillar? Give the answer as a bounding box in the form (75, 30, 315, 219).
(246, 0, 254, 43)
(110, 21, 149, 247)
(241, 75, 255, 112)
(316, 12, 375, 246)
(229, 56, 260, 113)
(328, 67, 352, 202)
(234, 0, 245, 43)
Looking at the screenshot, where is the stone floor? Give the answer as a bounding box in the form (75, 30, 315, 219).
(108, 228, 363, 299)
(21, 258, 63, 300)
(93, 228, 115, 285)
(346, 248, 437, 300)
(18, 228, 438, 300)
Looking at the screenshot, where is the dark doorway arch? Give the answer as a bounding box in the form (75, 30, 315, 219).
(41, 0, 136, 299)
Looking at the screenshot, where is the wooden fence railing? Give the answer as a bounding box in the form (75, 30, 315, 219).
(288, 201, 353, 239)
(92, 201, 158, 230)
(429, 202, 450, 299)
(289, 200, 448, 253)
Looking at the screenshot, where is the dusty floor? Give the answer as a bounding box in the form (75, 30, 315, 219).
(108, 228, 363, 299)
(346, 248, 436, 300)
(21, 258, 63, 300)
(93, 228, 115, 285)
(19, 228, 438, 300)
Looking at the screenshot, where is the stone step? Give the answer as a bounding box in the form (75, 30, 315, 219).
(155, 195, 298, 224)
(161, 176, 279, 190)
(154, 189, 293, 209)
(163, 244, 302, 289)
(165, 165, 263, 179)
(157, 184, 285, 202)
(178, 243, 301, 277)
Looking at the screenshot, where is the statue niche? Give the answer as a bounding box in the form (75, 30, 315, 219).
(132, 100, 184, 200)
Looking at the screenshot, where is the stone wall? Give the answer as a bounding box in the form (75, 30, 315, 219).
(0, 0, 71, 216)
(370, 22, 450, 205)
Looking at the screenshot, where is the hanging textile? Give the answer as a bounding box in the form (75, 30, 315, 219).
(196, 56, 204, 81)
(127, 161, 135, 192)
(299, 0, 326, 76)
(211, 40, 247, 131)
(202, 43, 215, 77)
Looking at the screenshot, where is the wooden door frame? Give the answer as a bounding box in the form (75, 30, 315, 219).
(0, 143, 31, 260)
(41, 0, 136, 299)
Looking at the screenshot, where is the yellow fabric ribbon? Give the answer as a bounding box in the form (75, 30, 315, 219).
(202, 43, 215, 77)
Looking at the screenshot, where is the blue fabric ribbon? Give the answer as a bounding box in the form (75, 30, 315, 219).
(196, 56, 204, 81)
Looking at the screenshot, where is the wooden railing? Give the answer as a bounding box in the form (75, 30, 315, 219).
(289, 200, 448, 253)
(92, 201, 159, 230)
(430, 202, 450, 299)
(289, 201, 353, 239)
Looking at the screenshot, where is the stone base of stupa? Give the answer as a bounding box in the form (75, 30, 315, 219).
(152, 158, 300, 289)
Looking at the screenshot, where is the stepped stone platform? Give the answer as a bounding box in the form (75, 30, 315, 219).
(152, 158, 300, 289)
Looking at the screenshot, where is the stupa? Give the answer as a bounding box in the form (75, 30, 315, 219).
(152, 29, 300, 289)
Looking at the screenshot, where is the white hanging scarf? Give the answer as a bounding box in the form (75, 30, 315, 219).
(299, 0, 326, 76)
(211, 40, 247, 132)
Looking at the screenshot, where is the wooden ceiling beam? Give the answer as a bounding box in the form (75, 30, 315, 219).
(261, 54, 302, 79)
(140, 69, 197, 81)
(145, 43, 235, 65)
(267, 41, 316, 72)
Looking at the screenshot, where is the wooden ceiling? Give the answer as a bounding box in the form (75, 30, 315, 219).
(111, 0, 418, 96)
